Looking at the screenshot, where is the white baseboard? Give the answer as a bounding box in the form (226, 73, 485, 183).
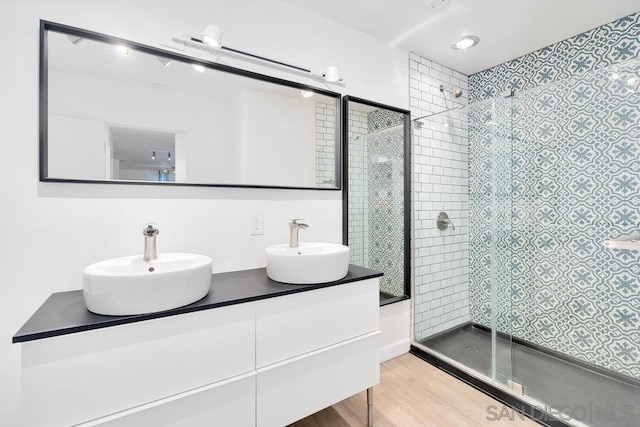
(380, 337, 410, 363)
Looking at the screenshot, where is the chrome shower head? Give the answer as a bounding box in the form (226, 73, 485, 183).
(439, 84, 463, 98)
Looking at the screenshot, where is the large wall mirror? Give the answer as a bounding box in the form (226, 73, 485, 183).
(40, 21, 341, 189)
(343, 96, 411, 305)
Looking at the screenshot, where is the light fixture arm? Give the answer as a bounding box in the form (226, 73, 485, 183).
(169, 32, 344, 86)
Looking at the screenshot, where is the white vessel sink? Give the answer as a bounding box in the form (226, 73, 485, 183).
(83, 253, 213, 315)
(265, 242, 349, 284)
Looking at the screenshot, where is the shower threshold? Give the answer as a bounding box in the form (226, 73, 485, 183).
(411, 324, 639, 427)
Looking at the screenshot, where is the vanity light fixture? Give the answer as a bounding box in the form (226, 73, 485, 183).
(191, 63, 206, 73)
(151, 151, 156, 160)
(301, 90, 314, 98)
(201, 24, 223, 50)
(116, 45, 130, 55)
(450, 35, 480, 50)
(169, 25, 345, 86)
(323, 66, 341, 83)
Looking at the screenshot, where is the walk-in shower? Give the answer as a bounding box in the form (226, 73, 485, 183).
(411, 58, 640, 427)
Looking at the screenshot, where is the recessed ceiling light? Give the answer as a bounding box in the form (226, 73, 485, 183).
(450, 35, 479, 50)
(301, 90, 314, 98)
(191, 63, 206, 73)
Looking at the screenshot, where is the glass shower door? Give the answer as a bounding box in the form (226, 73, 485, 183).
(412, 95, 517, 390)
(468, 95, 516, 388)
(506, 58, 640, 425)
(414, 58, 639, 427)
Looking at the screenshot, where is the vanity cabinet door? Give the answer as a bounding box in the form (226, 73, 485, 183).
(256, 331, 380, 427)
(21, 303, 256, 427)
(81, 373, 256, 427)
(255, 278, 379, 367)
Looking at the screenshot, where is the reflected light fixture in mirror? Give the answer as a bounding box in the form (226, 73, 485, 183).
(116, 45, 129, 55)
(301, 90, 313, 98)
(156, 56, 172, 67)
(191, 63, 206, 73)
(67, 35, 83, 45)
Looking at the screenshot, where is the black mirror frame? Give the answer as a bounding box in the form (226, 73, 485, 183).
(342, 96, 412, 306)
(39, 20, 342, 191)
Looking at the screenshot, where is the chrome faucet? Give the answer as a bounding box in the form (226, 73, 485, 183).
(143, 224, 159, 261)
(289, 219, 309, 248)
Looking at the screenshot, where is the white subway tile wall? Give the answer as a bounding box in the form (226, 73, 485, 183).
(315, 102, 337, 187)
(410, 52, 471, 340)
(347, 110, 369, 266)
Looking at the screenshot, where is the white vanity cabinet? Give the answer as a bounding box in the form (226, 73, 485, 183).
(18, 274, 381, 427)
(256, 278, 380, 427)
(20, 303, 257, 427)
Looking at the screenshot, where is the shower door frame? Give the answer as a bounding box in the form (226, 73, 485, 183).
(341, 96, 412, 305)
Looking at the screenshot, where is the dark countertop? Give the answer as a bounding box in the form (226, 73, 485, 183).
(13, 265, 383, 343)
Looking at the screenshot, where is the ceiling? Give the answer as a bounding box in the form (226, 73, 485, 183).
(283, 0, 639, 75)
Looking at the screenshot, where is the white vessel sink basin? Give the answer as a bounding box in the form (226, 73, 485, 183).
(83, 253, 213, 316)
(265, 242, 349, 284)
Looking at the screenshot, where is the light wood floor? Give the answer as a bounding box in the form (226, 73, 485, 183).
(290, 353, 538, 427)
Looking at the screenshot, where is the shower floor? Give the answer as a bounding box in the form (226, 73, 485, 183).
(420, 324, 640, 427)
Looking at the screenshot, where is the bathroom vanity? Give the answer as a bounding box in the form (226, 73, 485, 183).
(14, 266, 382, 427)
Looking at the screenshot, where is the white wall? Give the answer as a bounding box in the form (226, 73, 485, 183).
(241, 90, 316, 187)
(0, 1, 409, 425)
(48, 114, 106, 179)
(380, 300, 411, 362)
(48, 71, 238, 183)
